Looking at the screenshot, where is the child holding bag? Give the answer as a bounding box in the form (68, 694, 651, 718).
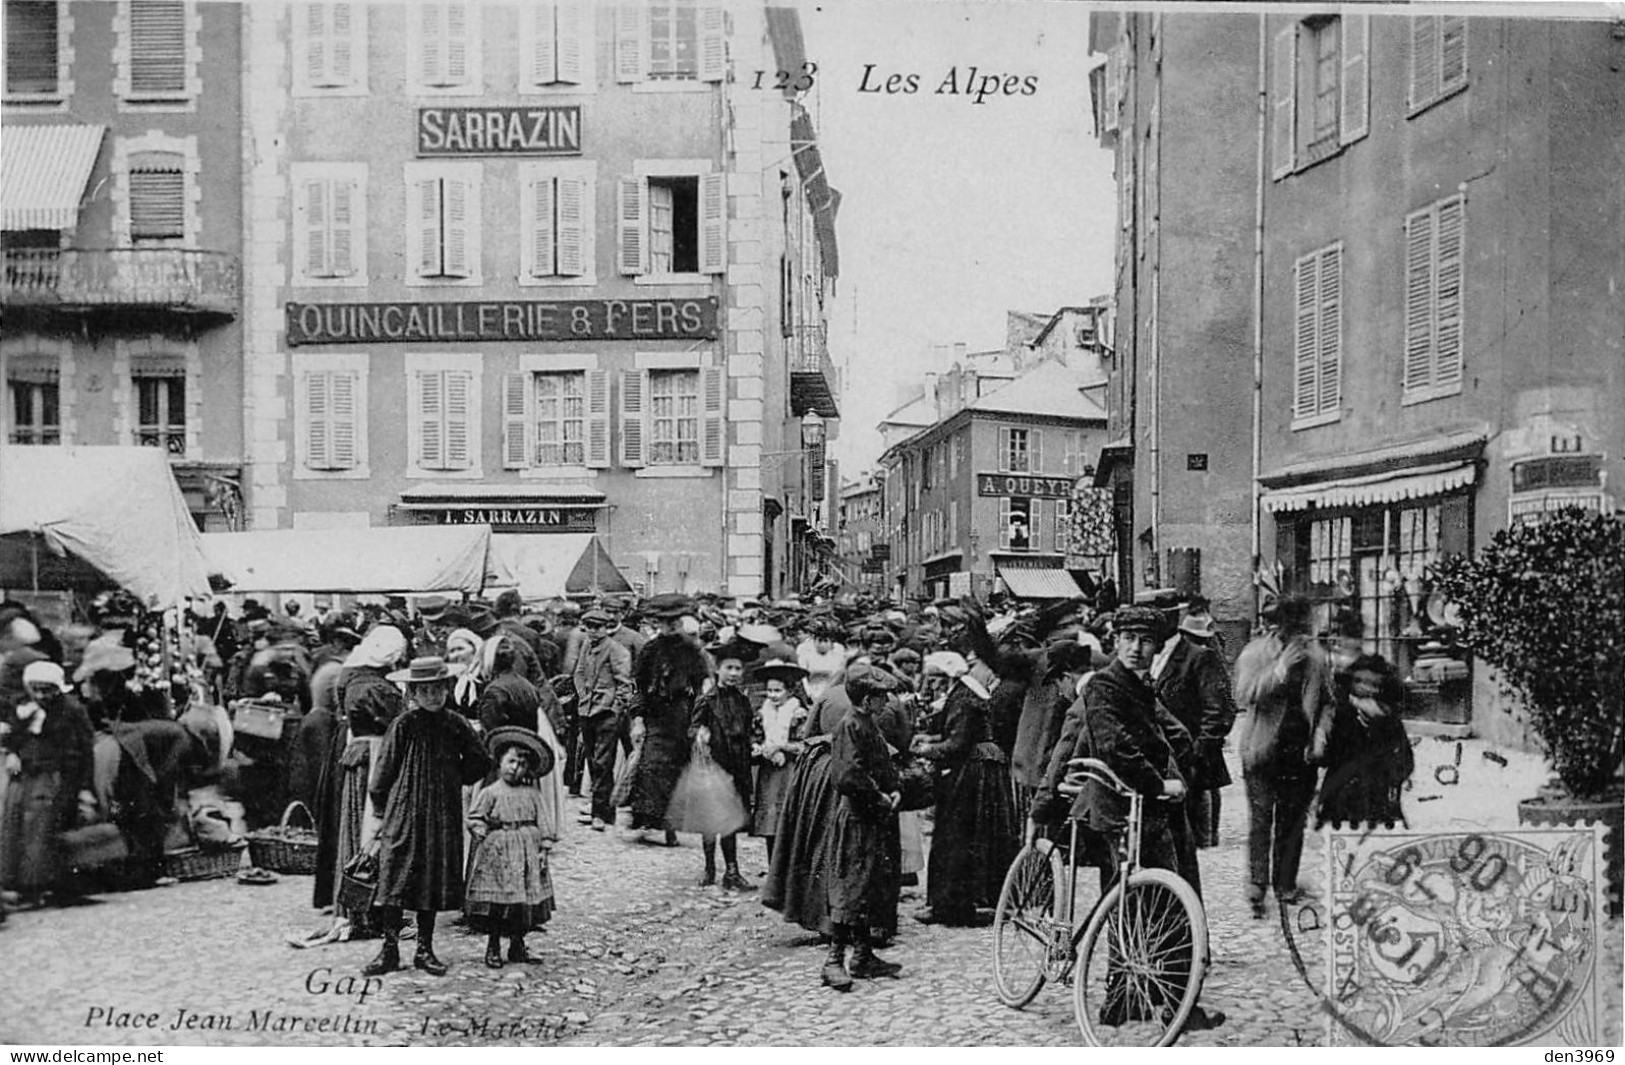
(681, 637, 757, 890)
(464, 727, 558, 969)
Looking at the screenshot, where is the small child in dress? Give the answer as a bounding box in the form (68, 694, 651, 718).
(750, 651, 810, 864)
(465, 727, 558, 969)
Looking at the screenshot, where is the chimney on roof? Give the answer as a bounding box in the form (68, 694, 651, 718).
(953, 342, 967, 364)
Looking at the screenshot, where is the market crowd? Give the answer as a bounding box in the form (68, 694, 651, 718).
(0, 583, 1414, 1010)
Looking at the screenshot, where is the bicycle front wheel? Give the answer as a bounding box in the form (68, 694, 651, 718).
(991, 838, 1064, 1008)
(1072, 868, 1208, 1047)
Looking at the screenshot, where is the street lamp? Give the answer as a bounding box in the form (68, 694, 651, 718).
(761, 410, 828, 464)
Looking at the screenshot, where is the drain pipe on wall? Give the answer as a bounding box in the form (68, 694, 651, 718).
(1250, 12, 1268, 620)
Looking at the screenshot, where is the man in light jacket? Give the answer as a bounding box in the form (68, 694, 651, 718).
(571, 608, 634, 831)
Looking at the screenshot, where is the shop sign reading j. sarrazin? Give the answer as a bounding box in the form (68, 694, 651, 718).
(285, 298, 718, 346)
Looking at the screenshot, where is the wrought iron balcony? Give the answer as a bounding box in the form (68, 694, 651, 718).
(790, 323, 839, 418)
(2, 247, 240, 317)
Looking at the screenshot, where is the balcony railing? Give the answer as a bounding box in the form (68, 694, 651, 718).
(791, 323, 829, 374)
(2, 247, 240, 316)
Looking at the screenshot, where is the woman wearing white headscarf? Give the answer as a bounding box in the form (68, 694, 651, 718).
(304, 625, 406, 944)
(1, 661, 94, 907)
(910, 651, 1018, 926)
(443, 629, 484, 721)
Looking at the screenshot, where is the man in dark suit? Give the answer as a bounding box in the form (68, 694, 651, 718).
(1152, 603, 1237, 856)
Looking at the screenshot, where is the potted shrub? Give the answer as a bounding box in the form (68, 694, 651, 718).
(1431, 507, 1624, 916)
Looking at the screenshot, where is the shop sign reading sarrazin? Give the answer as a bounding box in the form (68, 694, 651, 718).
(285, 298, 718, 345)
(417, 105, 582, 156)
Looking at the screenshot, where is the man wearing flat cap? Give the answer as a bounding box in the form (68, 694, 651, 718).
(1151, 598, 1237, 853)
(1031, 604, 1225, 1032)
(571, 609, 634, 831)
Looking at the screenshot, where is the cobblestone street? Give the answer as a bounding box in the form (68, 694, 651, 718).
(3, 735, 1619, 1047)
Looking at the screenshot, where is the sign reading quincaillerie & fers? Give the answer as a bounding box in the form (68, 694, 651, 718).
(285, 298, 718, 346)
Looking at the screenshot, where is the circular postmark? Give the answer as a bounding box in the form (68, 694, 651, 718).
(1280, 826, 1602, 1046)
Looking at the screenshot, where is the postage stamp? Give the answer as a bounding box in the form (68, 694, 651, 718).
(1316, 825, 1605, 1047)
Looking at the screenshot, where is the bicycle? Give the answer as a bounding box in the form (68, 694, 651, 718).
(991, 757, 1210, 1047)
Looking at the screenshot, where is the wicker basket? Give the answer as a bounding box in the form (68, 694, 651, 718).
(164, 843, 249, 882)
(248, 801, 320, 875)
(230, 699, 289, 741)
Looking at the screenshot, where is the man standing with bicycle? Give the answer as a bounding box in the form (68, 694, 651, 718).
(1030, 605, 1226, 1033)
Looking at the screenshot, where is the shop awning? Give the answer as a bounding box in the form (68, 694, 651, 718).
(202, 525, 511, 593)
(488, 533, 632, 601)
(997, 566, 1084, 600)
(2, 124, 105, 230)
(1262, 461, 1477, 514)
(1093, 435, 1133, 487)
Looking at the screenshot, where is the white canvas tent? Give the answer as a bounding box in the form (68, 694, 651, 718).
(0, 445, 213, 607)
(487, 533, 633, 600)
(202, 524, 513, 594)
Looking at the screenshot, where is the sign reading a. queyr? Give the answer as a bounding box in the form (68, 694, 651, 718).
(976, 472, 1079, 499)
(285, 298, 718, 345)
(418, 106, 582, 156)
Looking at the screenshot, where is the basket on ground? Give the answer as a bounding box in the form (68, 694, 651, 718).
(248, 801, 320, 875)
(164, 842, 249, 881)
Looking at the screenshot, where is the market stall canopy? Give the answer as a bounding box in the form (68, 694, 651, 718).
(202, 525, 513, 594)
(0, 445, 212, 607)
(997, 566, 1084, 601)
(487, 533, 632, 600)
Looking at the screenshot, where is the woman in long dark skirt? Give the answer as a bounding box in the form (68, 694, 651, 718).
(0, 662, 94, 906)
(628, 597, 711, 843)
(362, 656, 490, 978)
(912, 651, 1018, 927)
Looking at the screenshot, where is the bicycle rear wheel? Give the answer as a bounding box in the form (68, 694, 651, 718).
(1072, 868, 1208, 1046)
(991, 838, 1064, 1008)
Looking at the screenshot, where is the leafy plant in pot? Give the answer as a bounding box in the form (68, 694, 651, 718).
(1432, 507, 1625, 916)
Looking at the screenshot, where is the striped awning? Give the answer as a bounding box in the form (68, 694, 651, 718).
(997, 566, 1084, 600)
(2, 124, 105, 230)
(1263, 461, 1476, 514)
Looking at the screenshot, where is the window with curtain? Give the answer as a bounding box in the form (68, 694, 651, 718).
(648, 369, 699, 465)
(134, 372, 185, 455)
(534, 371, 585, 466)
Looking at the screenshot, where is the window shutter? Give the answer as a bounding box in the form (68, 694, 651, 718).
(1317, 244, 1342, 415)
(129, 0, 187, 97)
(502, 372, 532, 468)
(619, 368, 647, 467)
(1031, 430, 1044, 474)
(443, 178, 470, 278)
(331, 371, 358, 469)
(1339, 14, 1369, 146)
(1271, 25, 1297, 179)
(998, 426, 1010, 470)
(129, 167, 186, 240)
(1403, 207, 1436, 393)
(999, 497, 1013, 549)
(444, 2, 470, 86)
(698, 5, 726, 83)
(585, 368, 610, 468)
(617, 176, 647, 275)
(699, 173, 726, 275)
(329, 4, 353, 87)
(303, 179, 329, 276)
(418, 370, 445, 466)
(415, 178, 442, 276)
(1409, 16, 1439, 111)
(6, 2, 59, 94)
(556, 176, 587, 276)
(1102, 42, 1121, 134)
(527, 3, 558, 87)
(303, 4, 327, 87)
(330, 178, 355, 276)
(1434, 196, 1465, 388)
(529, 175, 556, 277)
(1293, 251, 1319, 418)
(444, 370, 472, 469)
(700, 366, 725, 467)
(1439, 16, 1467, 93)
(418, 3, 444, 85)
(556, 3, 585, 84)
(306, 372, 331, 469)
(614, 4, 646, 83)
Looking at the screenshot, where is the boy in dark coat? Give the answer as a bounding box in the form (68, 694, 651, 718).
(822, 665, 905, 991)
(364, 657, 491, 978)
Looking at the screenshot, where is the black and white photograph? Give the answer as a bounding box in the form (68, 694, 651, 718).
(0, 0, 1621, 1052)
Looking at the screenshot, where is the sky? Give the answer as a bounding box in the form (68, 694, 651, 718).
(795, 0, 1117, 475)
